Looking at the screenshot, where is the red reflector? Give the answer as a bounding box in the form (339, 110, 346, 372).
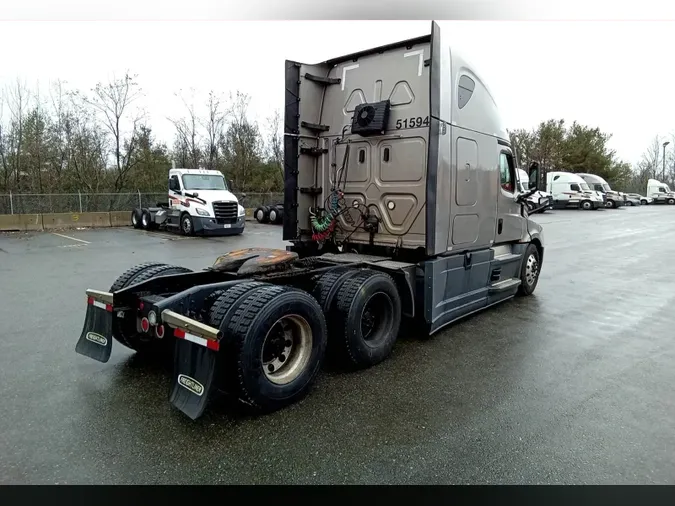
(87, 297, 94, 305)
(139, 301, 144, 310)
(206, 340, 220, 351)
(156, 325, 165, 338)
(106, 304, 113, 312)
(141, 317, 150, 332)
(174, 328, 186, 338)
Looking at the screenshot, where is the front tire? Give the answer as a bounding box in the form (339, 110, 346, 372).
(580, 200, 593, 210)
(180, 213, 194, 235)
(668, 198, 675, 205)
(517, 243, 541, 296)
(605, 200, 615, 209)
(641, 199, 648, 205)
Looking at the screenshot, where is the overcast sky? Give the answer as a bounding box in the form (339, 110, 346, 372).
(0, 18, 673, 165)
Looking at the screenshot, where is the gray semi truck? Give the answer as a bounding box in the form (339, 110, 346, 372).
(75, 21, 545, 421)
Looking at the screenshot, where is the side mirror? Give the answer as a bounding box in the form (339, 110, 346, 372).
(229, 179, 234, 190)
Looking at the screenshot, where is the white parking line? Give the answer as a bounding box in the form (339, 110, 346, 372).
(51, 232, 91, 245)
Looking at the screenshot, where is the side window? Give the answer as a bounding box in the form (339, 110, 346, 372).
(458, 75, 476, 109)
(499, 152, 514, 193)
(659, 187, 666, 193)
(594, 184, 603, 192)
(169, 175, 180, 191)
(570, 183, 581, 192)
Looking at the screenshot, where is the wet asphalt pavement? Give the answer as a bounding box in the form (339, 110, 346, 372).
(1, 206, 675, 485)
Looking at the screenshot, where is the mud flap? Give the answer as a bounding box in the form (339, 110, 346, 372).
(75, 300, 114, 363)
(169, 338, 218, 420)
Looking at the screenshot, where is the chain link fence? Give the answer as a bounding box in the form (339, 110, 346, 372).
(0, 192, 284, 215)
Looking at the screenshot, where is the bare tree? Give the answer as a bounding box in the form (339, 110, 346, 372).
(201, 90, 227, 170)
(80, 72, 143, 192)
(640, 135, 662, 180)
(6, 79, 30, 189)
(266, 108, 284, 181)
(169, 88, 201, 169)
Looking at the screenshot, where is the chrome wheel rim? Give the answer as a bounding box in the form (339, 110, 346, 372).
(183, 217, 191, 233)
(525, 253, 539, 286)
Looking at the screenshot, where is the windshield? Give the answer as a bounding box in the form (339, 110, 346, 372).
(579, 182, 591, 191)
(181, 174, 227, 191)
(602, 183, 612, 191)
(665, 185, 672, 193)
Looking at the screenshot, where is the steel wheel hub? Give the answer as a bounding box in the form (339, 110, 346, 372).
(261, 315, 312, 385)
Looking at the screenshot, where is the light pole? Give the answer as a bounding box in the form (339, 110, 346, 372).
(663, 141, 670, 181)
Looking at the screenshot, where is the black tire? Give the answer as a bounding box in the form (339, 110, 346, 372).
(112, 264, 193, 353)
(109, 262, 167, 293)
(668, 198, 675, 205)
(329, 269, 402, 369)
(273, 206, 284, 225)
(141, 208, 152, 230)
(606, 199, 615, 209)
(641, 199, 648, 205)
(580, 200, 593, 210)
(517, 243, 541, 296)
(311, 267, 361, 313)
(254, 206, 268, 224)
(131, 208, 142, 229)
(214, 284, 327, 412)
(180, 212, 194, 235)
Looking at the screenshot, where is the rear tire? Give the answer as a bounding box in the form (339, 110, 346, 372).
(517, 243, 541, 296)
(329, 269, 402, 369)
(273, 206, 284, 225)
(268, 208, 278, 224)
(111, 264, 193, 354)
(141, 208, 152, 230)
(213, 284, 327, 412)
(254, 206, 268, 224)
(131, 208, 142, 229)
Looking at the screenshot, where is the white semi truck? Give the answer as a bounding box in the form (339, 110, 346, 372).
(546, 171, 605, 210)
(131, 167, 246, 236)
(646, 178, 675, 205)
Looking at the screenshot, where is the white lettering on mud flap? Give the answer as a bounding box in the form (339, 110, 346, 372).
(177, 374, 204, 397)
(85, 332, 108, 346)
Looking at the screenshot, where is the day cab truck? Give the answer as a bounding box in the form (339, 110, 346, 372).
(646, 178, 675, 205)
(130, 167, 246, 236)
(546, 171, 605, 210)
(576, 172, 626, 209)
(75, 21, 546, 421)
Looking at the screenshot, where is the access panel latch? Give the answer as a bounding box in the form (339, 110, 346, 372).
(463, 251, 472, 270)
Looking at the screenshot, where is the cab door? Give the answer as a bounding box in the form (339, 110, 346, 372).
(496, 148, 525, 243)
